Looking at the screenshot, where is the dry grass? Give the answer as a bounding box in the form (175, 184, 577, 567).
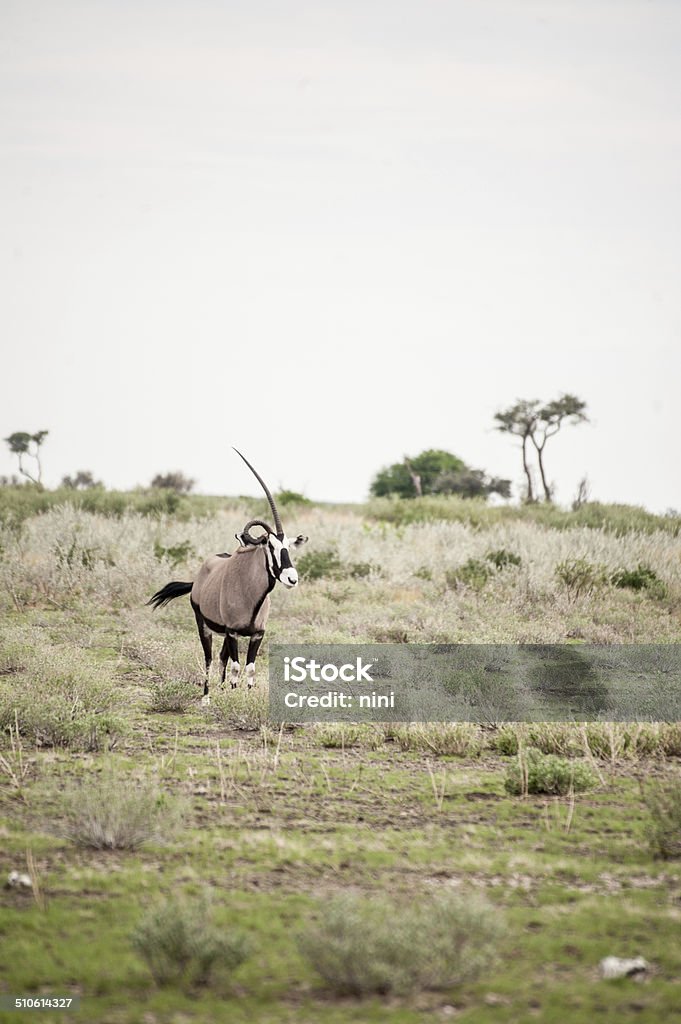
(643, 775, 681, 859)
(0, 627, 125, 750)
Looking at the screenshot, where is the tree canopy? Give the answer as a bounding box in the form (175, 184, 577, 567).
(4, 430, 48, 486)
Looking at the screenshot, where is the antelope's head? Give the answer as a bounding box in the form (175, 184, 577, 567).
(234, 449, 308, 589)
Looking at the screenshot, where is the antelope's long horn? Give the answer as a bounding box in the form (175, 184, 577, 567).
(233, 448, 283, 535)
(241, 519, 272, 544)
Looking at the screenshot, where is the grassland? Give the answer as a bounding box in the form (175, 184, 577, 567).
(1, 494, 680, 1023)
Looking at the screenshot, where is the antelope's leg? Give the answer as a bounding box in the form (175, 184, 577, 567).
(226, 632, 240, 688)
(219, 635, 230, 685)
(245, 631, 264, 688)
(192, 602, 212, 698)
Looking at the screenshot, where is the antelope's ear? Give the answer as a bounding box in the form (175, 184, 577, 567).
(291, 534, 308, 548)
(235, 532, 247, 546)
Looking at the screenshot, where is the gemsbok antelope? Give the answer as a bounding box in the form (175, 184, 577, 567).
(147, 450, 308, 702)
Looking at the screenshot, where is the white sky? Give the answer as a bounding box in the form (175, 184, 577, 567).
(2, 0, 680, 508)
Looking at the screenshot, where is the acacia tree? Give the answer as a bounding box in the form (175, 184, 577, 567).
(4, 430, 48, 487)
(531, 395, 588, 502)
(494, 401, 539, 502)
(494, 395, 588, 503)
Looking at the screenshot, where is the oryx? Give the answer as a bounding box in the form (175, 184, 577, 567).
(147, 450, 307, 702)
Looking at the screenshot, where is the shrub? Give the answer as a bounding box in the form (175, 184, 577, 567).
(148, 678, 197, 713)
(611, 563, 668, 599)
(209, 687, 268, 731)
(153, 538, 194, 568)
(492, 725, 520, 756)
(555, 558, 608, 601)
(349, 561, 373, 578)
(132, 892, 250, 988)
(297, 547, 343, 581)
(486, 548, 522, 570)
(644, 777, 681, 859)
(60, 775, 185, 850)
(445, 558, 493, 590)
(275, 489, 311, 506)
(150, 472, 194, 494)
(298, 891, 504, 996)
(660, 723, 681, 757)
(504, 748, 599, 796)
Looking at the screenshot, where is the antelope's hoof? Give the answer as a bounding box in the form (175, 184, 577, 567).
(201, 695, 211, 707)
(231, 682, 238, 690)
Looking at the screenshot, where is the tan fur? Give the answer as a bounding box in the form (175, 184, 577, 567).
(191, 545, 272, 634)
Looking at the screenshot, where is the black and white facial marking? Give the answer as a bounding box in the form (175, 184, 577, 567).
(265, 533, 307, 588)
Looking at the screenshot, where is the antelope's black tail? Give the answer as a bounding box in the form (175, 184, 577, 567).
(147, 581, 193, 610)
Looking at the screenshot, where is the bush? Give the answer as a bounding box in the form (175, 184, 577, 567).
(504, 748, 599, 796)
(150, 472, 194, 494)
(644, 777, 681, 859)
(660, 723, 681, 757)
(297, 547, 343, 581)
(148, 678, 197, 714)
(59, 774, 185, 850)
(491, 725, 520, 756)
(486, 548, 522, 570)
(298, 891, 504, 996)
(209, 687, 268, 731)
(445, 558, 493, 590)
(555, 558, 608, 601)
(349, 561, 374, 578)
(153, 538, 194, 568)
(132, 892, 250, 988)
(275, 489, 311, 506)
(611, 563, 668, 599)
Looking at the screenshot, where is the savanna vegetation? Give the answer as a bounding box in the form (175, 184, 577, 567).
(1, 489, 680, 1023)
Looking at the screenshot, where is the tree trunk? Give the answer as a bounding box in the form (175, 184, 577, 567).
(404, 459, 422, 497)
(521, 436, 534, 503)
(533, 439, 552, 502)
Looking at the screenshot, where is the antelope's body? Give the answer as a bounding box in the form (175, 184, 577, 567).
(148, 450, 307, 702)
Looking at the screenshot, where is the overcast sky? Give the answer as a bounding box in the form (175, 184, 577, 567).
(2, 0, 680, 509)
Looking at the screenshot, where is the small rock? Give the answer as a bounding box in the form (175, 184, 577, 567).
(600, 956, 649, 980)
(7, 871, 32, 890)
